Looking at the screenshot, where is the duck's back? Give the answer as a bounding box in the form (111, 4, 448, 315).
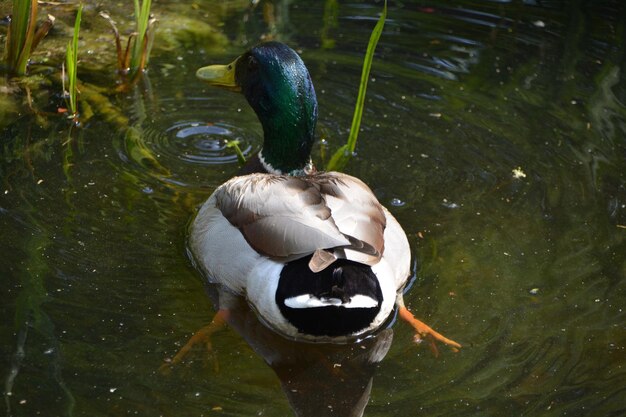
(189, 171, 410, 295)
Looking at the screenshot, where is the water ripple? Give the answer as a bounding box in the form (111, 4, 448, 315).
(115, 97, 261, 189)
(160, 121, 253, 165)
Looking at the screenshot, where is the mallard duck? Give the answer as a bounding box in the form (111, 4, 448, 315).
(189, 41, 460, 351)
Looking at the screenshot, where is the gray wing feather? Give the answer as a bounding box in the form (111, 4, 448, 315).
(215, 172, 386, 266)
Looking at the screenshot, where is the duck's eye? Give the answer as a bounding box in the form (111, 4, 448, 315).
(247, 56, 258, 72)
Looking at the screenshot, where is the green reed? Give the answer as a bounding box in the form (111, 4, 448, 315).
(101, 0, 156, 81)
(326, 0, 386, 171)
(4, 0, 55, 76)
(65, 4, 83, 118)
(130, 0, 156, 76)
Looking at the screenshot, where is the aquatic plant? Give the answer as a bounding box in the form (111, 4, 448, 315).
(64, 4, 83, 118)
(101, 0, 157, 81)
(326, 0, 386, 171)
(3, 0, 55, 76)
(225, 140, 246, 165)
(130, 0, 156, 76)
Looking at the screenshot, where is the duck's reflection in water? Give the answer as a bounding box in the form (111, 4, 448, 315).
(164, 285, 393, 417)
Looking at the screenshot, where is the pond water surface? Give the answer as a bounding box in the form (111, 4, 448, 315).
(1, 1, 626, 416)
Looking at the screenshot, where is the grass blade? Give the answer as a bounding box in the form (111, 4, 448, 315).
(4, 1, 54, 76)
(5, 1, 28, 66)
(130, 0, 153, 76)
(101, 1, 155, 86)
(5, 0, 35, 75)
(143, 17, 158, 68)
(326, 0, 387, 171)
(65, 4, 83, 117)
(14, 0, 38, 75)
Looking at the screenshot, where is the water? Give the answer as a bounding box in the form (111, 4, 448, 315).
(1, 1, 626, 416)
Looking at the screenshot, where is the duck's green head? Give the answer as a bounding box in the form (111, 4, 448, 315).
(197, 42, 318, 175)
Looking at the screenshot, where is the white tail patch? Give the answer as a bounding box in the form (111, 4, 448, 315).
(284, 294, 379, 309)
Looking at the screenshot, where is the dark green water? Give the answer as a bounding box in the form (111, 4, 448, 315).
(1, 1, 626, 416)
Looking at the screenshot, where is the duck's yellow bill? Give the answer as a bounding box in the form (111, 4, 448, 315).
(196, 58, 240, 92)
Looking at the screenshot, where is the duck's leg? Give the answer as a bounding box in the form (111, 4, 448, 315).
(396, 295, 461, 357)
(160, 309, 229, 373)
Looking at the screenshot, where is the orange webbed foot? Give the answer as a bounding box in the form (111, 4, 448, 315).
(397, 302, 461, 357)
(159, 309, 229, 374)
